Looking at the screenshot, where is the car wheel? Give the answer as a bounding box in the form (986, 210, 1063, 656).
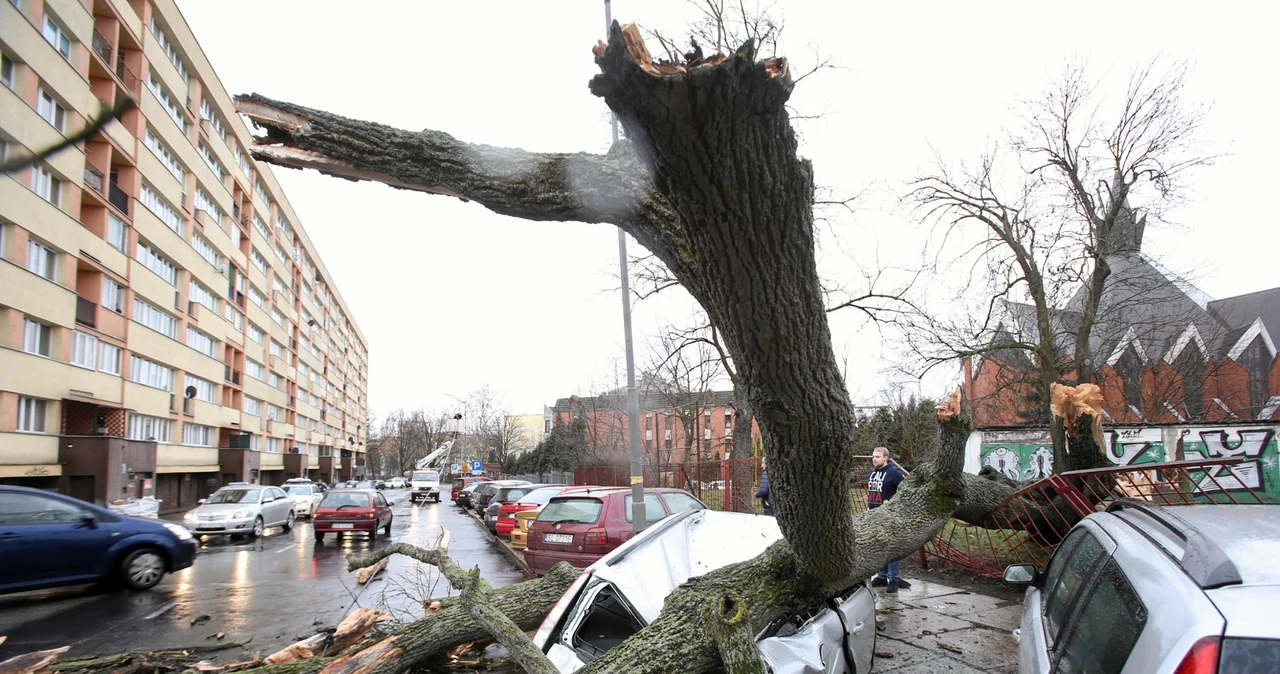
(384, 517, 392, 536)
(250, 516, 264, 538)
(368, 528, 377, 541)
(120, 548, 166, 590)
(314, 532, 325, 542)
(283, 510, 296, 531)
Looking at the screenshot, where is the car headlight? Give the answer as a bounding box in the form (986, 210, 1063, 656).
(184, 510, 197, 521)
(231, 509, 251, 520)
(165, 522, 194, 541)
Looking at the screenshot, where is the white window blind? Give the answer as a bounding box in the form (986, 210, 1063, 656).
(133, 298, 177, 338)
(184, 374, 216, 402)
(182, 423, 214, 447)
(18, 397, 47, 432)
(136, 241, 177, 285)
(128, 355, 174, 390)
(139, 182, 184, 235)
(99, 342, 122, 375)
(22, 319, 51, 356)
(186, 326, 217, 358)
(72, 330, 97, 368)
(127, 413, 172, 442)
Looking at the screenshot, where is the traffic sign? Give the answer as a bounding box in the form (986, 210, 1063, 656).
(451, 464, 460, 472)
(470, 460, 482, 471)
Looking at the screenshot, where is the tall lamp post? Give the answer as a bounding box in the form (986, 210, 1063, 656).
(604, 0, 646, 535)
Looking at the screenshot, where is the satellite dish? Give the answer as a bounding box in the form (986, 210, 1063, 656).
(348, 436, 355, 444)
(184, 386, 197, 399)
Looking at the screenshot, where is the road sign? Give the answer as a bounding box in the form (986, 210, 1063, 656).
(470, 460, 482, 471)
(451, 464, 460, 472)
(471, 470, 483, 476)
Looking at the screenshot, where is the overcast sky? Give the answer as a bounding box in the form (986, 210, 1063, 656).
(175, 0, 1278, 419)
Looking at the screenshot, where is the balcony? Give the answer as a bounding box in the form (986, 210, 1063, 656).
(75, 297, 97, 327)
(108, 181, 129, 215)
(84, 165, 105, 195)
(114, 53, 139, 92)
(92, 28, 113, 64)
(224, 365, 242, 385)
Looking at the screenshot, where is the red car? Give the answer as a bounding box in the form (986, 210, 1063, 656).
(523, 488, 706, 576)
(495, 485, 591, 536)
(312, 489, 392, 542)
(451, 476, 492, 503)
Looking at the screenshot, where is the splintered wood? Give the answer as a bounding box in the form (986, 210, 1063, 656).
(0, 647, 68, 674)
(355, 557, 389, 584)
(594, 24, 749, 78)
(936, 387, 963, 421)
(262, 608, 391, 665)
(317, 637, 402, 674)
(1050, 383, 1105, 451)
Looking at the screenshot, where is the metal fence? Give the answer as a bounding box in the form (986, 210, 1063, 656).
(505, 471, 576, 485)
(922, 457, 1266, 578)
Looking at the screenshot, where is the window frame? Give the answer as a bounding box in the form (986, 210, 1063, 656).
(22, 318, 52, 357)
(17, 396, 47, 432)
(1040, 524, 1114, 650)
(42, 14, 71, 60)
(31, 164, 61, 206)
(71, 330, 98, 369)
(1051, 556, 1149, 674)
(36, 87, 66, 132)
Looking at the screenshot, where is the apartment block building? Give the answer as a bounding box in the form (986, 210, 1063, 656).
(0, 0, 369, 509)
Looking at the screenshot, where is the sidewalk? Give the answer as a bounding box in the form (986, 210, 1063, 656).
(871, 578, 1021, 673)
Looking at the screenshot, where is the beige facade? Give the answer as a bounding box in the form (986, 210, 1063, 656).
(0, 0, 369, 508)
(505, 413, 546, 456)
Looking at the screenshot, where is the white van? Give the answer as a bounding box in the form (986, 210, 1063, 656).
(410, 470, 440, 503)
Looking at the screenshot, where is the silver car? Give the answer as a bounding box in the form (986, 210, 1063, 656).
(284, 483, 324, 517)
(1004, 501, 1280, 673)
(533, 509, 875, 673)
(183, 485, 297, 537)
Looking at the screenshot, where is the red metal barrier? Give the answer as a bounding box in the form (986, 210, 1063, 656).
(922, 458, 1265, 578)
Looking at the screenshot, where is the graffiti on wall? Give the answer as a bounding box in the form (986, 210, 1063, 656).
(977, 425, 1278, 503)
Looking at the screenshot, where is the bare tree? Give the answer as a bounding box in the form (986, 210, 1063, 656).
(380, 408, 453, 476)
(905, 58, 1216, 471)
(229, 22, 1073, 674)
(645, 328, 726, 463)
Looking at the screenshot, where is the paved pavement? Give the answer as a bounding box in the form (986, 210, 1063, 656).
(0, 490, 526, 661)
(871, 578, 1022, 673)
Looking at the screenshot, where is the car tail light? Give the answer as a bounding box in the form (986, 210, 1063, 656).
(1173, 637, 1219, 674)
(584, 528, 608, 545)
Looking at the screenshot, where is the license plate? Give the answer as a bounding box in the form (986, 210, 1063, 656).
(332, 523, 354, 529)
(196, 524, 219, 530)
(544, 533, 573, 544)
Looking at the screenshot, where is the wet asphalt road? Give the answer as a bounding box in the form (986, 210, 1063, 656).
(0, 490, 526, 660)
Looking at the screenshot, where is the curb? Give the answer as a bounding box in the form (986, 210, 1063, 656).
(461, 505, 535, 579)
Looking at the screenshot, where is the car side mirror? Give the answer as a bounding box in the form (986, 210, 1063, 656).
(263, 496, 274, 503)
(1003, 563, 1041, 586)
(78, 512, 98, 529)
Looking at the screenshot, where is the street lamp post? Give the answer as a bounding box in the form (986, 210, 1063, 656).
(603, 0, 646, 535)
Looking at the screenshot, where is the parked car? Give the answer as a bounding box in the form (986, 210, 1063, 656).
(532, 509, 875, 673)
(183, 485, 296, 538)
(385, 477, 408, 489)
(493, 485, 583, 536)
(473, 480, 531, 515)
(1003, 500, 1280, 674)
(410, 470, 442, 503)
(524, 488, 706, 576)
(484, 484, 562, 532)
(455, 483, 485, 509)
(0, 486, 198, 594)
(312, 489, 393, 542)
(452, 476, 492, 502)
(284, 483, 325, 518)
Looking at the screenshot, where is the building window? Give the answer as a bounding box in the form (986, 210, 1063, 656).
(189, 278, 217, 312)
(247, 322, 265, 345)
(22, 318, 52, 356)
(72, 330, 98, 368)
(250, 248, 267, 273)
(182, 422, 214, 447)
(148, 17, 188, 82)
(184, 374, 216, 402)
(37, 88, 66, 132)
(266, 437, 281, 453)
(271, 307, 285, 327)
(146, 72, 186, 133)
(244, 397, 262, 416)
(101, 277, 123, 312)
(270, 339, 284, 358)
(128, 355, 174, 391)
(268, 371, 283, 389)
(646, 429, 653, 441)
(26, 239, 57, 280)
(144, 128, 185, 182)
(197, 142, 226, 183)
(245, 358, 264, 380)
(127, 413, 172, 442)
(255, 180, 270, 207)
(139, 182, 184, 235)
(107, 213, 128, 251)
(1238, 336, 1276, 417)
(224, 304, 244, 330)
(133, 297, 177, 338)
(32, 165, 61, 206)
(1, 52, 15, 89)
(186, 326, 218, 358)
(1172, 348, 1206, 420)
(1114, 346, 1144, 409)
(199, 97, 227, 141)
(42, 14, 71, 60)
(194, 187, 224, 226)
(252, 213, 270, 241)
(135, 240, 178, 285)
(249, 285, 265, 309)
(267, 404, 283, 421)
(99, 342, 122, 375)
(17, 397, 47, 432)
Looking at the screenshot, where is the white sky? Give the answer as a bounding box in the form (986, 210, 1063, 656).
(175, 0, 1278, 418)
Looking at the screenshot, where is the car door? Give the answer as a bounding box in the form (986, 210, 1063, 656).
(1023, 524, 1114, 674)
(269, 487, 291, 524)
(374, 492, 391, 527)
(0, 491, 115, 588)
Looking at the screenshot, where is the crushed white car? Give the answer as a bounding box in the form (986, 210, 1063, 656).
(532, 509, 876, 673)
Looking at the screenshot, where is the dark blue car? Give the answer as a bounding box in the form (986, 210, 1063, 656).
(0, 486, 198, 594)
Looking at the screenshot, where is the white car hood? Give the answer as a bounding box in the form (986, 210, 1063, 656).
(590, 509, 782, 623)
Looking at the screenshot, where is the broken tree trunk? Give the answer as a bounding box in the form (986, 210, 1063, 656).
(228, 21, 1046, 673)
